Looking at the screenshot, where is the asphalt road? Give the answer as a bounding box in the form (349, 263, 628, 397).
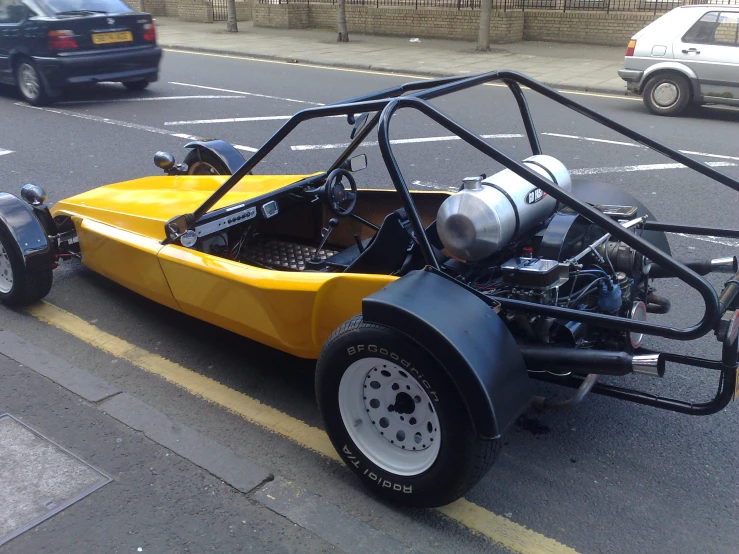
(1, 50, 738, 554)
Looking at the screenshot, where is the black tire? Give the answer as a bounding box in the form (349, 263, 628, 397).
(183, 149, 232, 175)
(316, 315, 501, 508)
(123, 80, 149, 91)
(15, 60, 51, 107)
(642, 72, 691, 116)
(0, 225, 53, 307)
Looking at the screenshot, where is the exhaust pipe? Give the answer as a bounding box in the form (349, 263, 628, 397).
(649, 256, 738, 279)
(519, 345, 665, 377)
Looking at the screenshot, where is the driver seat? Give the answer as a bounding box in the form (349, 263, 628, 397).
(324, 209, 413, 274)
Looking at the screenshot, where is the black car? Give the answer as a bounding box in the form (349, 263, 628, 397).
(0, 0, 162, 105)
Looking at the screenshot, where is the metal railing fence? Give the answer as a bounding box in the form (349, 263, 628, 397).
(257, 0, 739, 14)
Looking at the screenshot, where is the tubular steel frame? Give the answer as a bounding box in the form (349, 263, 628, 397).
(186, 70, 738, 414)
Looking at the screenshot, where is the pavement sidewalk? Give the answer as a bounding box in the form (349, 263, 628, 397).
(155, 18, 628, 93)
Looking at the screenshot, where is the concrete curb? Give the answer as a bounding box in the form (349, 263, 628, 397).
(160, 44, 628, 96)
(0, 332, 419, 554)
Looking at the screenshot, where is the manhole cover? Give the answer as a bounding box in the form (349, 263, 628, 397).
(0, 414, 112, 546)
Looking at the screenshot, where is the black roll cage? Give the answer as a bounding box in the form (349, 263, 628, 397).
(177, 70, 738, 415)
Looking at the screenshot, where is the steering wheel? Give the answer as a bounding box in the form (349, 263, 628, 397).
(324, 168, 358, 217)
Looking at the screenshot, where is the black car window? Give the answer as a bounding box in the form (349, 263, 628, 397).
(35, 0, 132, 14)
(0, 0, 32, 23)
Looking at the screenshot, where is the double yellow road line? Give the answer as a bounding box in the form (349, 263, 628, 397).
(27, 301, 577, 554)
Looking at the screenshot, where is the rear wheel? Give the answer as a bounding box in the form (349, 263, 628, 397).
(123, 80, 149, 91)
(0, 225, 53, 307)
(316, 315, 501, 507)
(15, 61, 51, 106)
(642, 72, 691, 116)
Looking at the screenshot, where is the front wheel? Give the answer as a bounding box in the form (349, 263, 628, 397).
(0, 225, 53, 307)
(642, 72, 691, 116)
(316, 315, 501, 507)
(183, 149, 232, 175)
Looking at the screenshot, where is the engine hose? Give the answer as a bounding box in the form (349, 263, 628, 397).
(646, 294, 671, 314)
(532, 374, 599, 412)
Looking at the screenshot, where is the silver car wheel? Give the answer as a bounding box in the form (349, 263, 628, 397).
(652, 81, 679, 108)
(18, 63, 40, 101)
(338, 357, 441, 476)
(0, 241, 14, 294)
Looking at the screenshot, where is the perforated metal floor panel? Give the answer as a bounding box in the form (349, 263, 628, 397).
(242, 239, 338, 271)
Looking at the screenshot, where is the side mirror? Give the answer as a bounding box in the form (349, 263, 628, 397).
(341, 154, 367, 173)
(350, 112, 369, 139)
(21, 184, 46, 206)
(164, 213, 191, 242)
(154, 151, 175, 172)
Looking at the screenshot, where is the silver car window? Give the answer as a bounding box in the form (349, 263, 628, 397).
(682, 10, 739, 46)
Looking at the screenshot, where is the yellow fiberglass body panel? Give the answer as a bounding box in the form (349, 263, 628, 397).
(51, 174, 312, 240)
(50, 174, 400, 359)
(158, 245, 395, 359)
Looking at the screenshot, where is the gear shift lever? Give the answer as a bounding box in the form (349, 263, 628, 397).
(311, 218, 339, 264)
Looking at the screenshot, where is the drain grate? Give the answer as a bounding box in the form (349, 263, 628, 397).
(0, 414, 112, 546)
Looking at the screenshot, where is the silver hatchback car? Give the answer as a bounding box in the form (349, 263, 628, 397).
(619, 5, 739, 116)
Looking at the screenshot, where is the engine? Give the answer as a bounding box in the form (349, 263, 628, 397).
(435, 155, 655, 352)
(436, 155, 572, 262)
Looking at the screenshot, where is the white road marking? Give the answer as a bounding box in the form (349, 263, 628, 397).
(411, 180, 457, 191)
(16, 103, 258, 153)
(543, 132, 739, 162)
(291, 133, 524, 151)
(169, 82, 324, 106)
(0, 148, 13, 157)
(541, 132, 640, 148)
(676, 234, 739, 248)
(57, 95, 247, 105)
(570, 161, 735, 176)
(164, 114, 345, 126)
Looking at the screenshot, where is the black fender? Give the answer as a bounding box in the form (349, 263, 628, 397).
(184, 140, 245, 174)
(362, 270, 533, 440)
(571, 177, 672, 256)
(0, 193, 54, 271)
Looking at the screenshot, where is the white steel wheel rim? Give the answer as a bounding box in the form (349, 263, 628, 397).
(338, 357, 441, 476)
(0, 241, 14, 294)
(652, 81, 679, 108)
(19, 64, 40, 100)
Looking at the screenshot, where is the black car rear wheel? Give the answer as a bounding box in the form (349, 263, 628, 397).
(123, 80, 149, 91)
(15, 61, 51, 107)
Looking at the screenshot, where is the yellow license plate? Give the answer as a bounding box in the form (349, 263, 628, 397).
(91, 31, 133, 45)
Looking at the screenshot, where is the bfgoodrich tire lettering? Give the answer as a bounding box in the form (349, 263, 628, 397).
(316, 315, 501, 508)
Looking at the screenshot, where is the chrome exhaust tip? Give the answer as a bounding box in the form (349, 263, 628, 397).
(711, 256, 739, 274)
(632, 353, 665, 377)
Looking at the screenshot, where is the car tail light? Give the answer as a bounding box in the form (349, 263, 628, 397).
(48, 30, 78, 50)
(143, 22, 156, 42)
(625, 40, 636, 57)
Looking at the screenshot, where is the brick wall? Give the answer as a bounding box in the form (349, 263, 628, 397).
(252, 4, 309, 28)
(255, 5, 524, 43)
(141, 0, 166, 15)
(235, 0, 252, 21)
(177, 0, 213, 22)
(522, 10, 659, 46)
(164, 0, 179, 16)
